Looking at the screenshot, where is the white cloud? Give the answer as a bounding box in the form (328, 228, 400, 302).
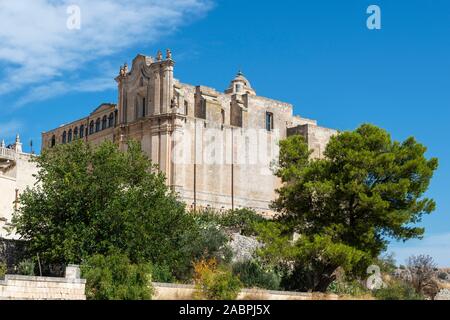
(0, 0, 212, 103)
(389, 233, 450, 267)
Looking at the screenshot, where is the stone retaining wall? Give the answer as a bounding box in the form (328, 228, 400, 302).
(0, 265, 86, 300)
(152, 282, 344, 300)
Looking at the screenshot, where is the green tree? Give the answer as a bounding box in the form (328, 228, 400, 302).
(12, 140, 220, 278)
(258, 124, 438, 292)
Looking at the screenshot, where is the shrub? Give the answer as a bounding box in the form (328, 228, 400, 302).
(406, 254, 439, 298)
(191, 208, 265, 236)
(17, 259, 35, 276)
(373, 280, 424, 300)
(0, 262, 6, 279)
(220, 209, 266, 236)
(194, 259, 242, 300)
(151, 264, 175, 283)
(81, 253, 153, 300)
(232, 260, 280, 290)
(327, 279, 368, 297)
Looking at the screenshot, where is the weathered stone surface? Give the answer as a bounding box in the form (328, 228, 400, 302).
(0, 265, 86, 300)
(41, 50, 337, 215)
(229, 233, 262, 263)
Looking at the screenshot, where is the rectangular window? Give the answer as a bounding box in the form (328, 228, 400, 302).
(142, 98, 146, 117)
(266, 112, 274, 131)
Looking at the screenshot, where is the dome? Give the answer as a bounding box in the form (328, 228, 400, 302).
(225, 71, 256, 95)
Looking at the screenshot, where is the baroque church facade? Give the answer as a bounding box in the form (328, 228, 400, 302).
(42, 50, 336, 215)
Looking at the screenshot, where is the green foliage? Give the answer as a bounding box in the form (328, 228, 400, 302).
(150, 264, 175, 283)
(188, 212, 232, 266)
(12, 140, 226, 281)
(191, 208, 265, 237)
(220, 209, 266, 236)
(17, 259, 35, 276)
(232, 260, 281, 290)
(375, 253, 397, 273)
(81, 253, 153, 300)
(373, 280, 424, 300)
(0, 262, 6, 279)
(194, 259, 242, 300)
(255, 221, 371, 292)
(261, 124, 438, 292)
(327, 279, 368, 296)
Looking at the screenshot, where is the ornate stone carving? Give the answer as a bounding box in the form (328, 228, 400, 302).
(157, 50, 163, 61)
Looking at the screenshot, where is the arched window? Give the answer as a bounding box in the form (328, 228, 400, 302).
(62, 131, 67, 144)
(221, 109, 225, 125)
(108, 113, 114, 128)
(95, 118, 101, 132)
(89, 121, 94, 134)
(51, 135, 56, 147)
(80, 125, 84, 138)
(74, 127, 79, 139)
(68, 129, 73, 142)
(184, 101, 189, 116)
(102, 116, 107, 130)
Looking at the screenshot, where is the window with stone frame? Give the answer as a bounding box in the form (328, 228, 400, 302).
(89, 121, 94, 134)
(266, 112, 274, 132)
(108, 113, 114, 127)
(80, 125, 85, 138)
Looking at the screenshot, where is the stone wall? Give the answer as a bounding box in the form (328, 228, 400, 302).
(0, 265, 86, 300)
(152, 282, 347, 300)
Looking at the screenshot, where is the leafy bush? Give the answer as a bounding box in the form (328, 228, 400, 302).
(0, 262, 6, 279)
(373, 280, 424, 300)
(194, 259, 242, 300)
(191, 208, 265, 236)
(220, 209, 266, 236)
(375, 253, 397, 273)
(17, 259, 35, 276)
(232, 260, 280, 290)
(327, 279, 368, 296)
(151, 264, 175, 283)
(81, 253, 153, 300)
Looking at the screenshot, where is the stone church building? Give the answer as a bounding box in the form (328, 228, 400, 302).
(0, 135, 38, 239)
(42, 50, 336, 215)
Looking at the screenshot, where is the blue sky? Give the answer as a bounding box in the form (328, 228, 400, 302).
(0, 0, 449, 266)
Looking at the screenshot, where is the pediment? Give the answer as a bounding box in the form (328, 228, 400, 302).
(90, 103, 116, 115)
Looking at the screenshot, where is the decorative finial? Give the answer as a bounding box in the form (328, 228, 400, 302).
(237, 70, 243, 76)
(157, 50, 163, 61)
(166, 49, 172, 60)
(123, 63, 128, 74)
(15, 134, 20, 143)
(1, 139, 5, 148)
